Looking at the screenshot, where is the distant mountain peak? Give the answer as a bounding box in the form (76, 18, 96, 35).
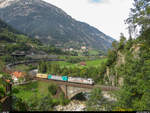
(0, 0, 18, 8)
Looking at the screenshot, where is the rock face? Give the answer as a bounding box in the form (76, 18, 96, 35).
(103, 43, 142, 87)
(0, 0, 115, 51)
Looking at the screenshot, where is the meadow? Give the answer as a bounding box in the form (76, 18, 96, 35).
(50, 58, 107, 68)
(12, 57, 107, 71)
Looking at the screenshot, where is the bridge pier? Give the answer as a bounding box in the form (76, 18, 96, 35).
(60, 85, 68, 99)
(65, 85, 68, 99)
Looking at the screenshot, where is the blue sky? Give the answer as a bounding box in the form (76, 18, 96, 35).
(90, 0, 101, 3)
(44, 0, 133, 40)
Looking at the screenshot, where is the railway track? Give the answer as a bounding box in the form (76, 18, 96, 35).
(34, 77, 93, 88)
(6, 59, 65, 70)
(34, 78, 119, 91)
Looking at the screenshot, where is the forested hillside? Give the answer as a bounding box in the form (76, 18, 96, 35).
(93, 0, 150, 110)
(0, 18, 67, 63)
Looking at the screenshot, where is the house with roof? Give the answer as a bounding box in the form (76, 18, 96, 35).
(81, 46, 86, 50)
(11, 71, 26, 83)
(79, 62, 87, 66)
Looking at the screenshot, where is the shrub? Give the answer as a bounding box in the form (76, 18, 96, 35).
(48, 83, 58, 96)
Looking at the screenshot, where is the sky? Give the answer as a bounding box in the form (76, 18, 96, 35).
(43, 0, 134, 40)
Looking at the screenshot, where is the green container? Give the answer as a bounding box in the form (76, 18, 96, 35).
(62, 76, 68, 81)
(48, 75, 52, 79)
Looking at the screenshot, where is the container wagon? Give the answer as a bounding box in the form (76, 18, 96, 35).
(36, 73, 48, 79)
(36, 73, 94, 85)
(48, 74, 68, 82)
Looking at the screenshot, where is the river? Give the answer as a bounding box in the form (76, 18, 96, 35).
(54, 100, 86, 111)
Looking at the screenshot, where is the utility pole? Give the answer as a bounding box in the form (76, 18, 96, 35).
(65, 85, 68, 99)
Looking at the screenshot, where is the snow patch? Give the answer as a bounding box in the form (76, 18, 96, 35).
(0, 0, 18, 8)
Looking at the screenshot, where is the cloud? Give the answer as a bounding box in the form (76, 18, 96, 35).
(43, 0, 133, 40)
(89, 0, 101, 3)
(88, 0, 109, 4)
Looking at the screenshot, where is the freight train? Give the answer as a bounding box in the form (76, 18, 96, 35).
(36, 73, 94, 85)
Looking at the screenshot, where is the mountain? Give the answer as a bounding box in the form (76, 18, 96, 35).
(0, 18, 42, 54)
(0, 0, 115, 51)
(0, 18, 66, 63)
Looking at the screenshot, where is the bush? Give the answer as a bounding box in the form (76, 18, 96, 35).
(48, 83, 58, 96)
(66, 57, 81, 63)
(0, 85, 5, 98)
(59, 92, 70, 106)
(0, 54, 13, 63)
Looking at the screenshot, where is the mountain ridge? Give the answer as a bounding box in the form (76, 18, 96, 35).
(0, 0, 115, 51)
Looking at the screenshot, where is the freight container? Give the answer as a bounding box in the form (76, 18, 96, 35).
(50, 75, 63, 81)
(48, 74, 52, 79)
(36, 73, 48, 78)
(62, 76, 68, 81)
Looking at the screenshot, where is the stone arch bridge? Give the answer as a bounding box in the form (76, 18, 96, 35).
(35, 78, 119, 99)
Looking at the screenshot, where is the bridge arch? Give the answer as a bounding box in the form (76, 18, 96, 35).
(71, 92, 87, 100)
(60, 85, 91, 99)
(68, 88, 91, 100)
(69, 90, 90, 100)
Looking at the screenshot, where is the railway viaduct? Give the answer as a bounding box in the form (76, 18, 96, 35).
(35, 78, 119, 99)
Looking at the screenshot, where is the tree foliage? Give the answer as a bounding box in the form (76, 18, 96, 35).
(126, 0, 150, 36)
(86, 88, 113, 111)
(105, 28, 150, 111)
(48, 83, 58, 96)
(38, 61, 104, 83)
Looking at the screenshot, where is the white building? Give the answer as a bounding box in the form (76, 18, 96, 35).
(81, 46, 86, 50)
